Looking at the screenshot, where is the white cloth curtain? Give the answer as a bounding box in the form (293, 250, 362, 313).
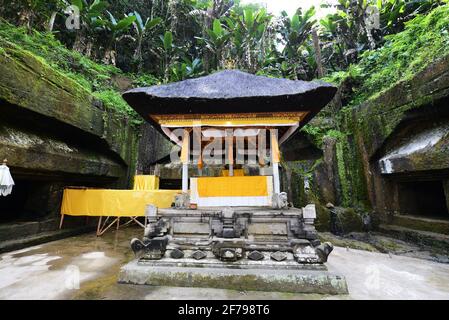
(0, 164, 14, 196)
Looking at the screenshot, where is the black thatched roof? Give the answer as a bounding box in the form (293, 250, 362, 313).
(123, 70, 337, 119)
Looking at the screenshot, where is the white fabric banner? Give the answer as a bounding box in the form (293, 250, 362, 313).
(0, 164, 14, 196)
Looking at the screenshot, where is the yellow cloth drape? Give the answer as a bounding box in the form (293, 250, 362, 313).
(60, 189, 179, 217)
(133, 175, 159, 191)
(197, 176, 268, 197)
(221, 169, 244, 177)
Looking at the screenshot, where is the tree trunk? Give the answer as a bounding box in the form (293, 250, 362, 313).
(73, 32, 86, 53)
(18, 9, 33, 31)
(103, 37, 117, 66)
(85, 41, 93, 59)
(312, 29, 324, 78)
(103, 48, 117, 66)
(47, 12, 58, 32)
(134, 37, 143, 72)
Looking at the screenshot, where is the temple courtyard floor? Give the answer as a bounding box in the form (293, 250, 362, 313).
(0, 226, 448, 300)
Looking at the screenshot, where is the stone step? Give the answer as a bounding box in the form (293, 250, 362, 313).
(0, 219, 58, 242)
(378, 224, 449, 252)
(387, 215, 449, 235)
(118, 260, 348, 295)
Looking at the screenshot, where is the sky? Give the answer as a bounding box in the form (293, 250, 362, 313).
(240, 0, 338, 18)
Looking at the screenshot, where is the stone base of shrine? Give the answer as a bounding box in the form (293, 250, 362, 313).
(118, 258, 349, 295)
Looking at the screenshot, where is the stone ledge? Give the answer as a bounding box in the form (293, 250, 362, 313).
(0, 40, 139, 168)
(386, 215, 449, 235)
(118, 260, 348, 295)
(379, 224, 449, 252)
(0, 226, 95, 254)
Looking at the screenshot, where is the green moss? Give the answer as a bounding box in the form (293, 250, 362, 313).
(391, 216, 449, 235)
(0, 21, 159, 125)
(93, 90, 142, 126)
(335, 140, 350, 207)
(319, 233, 379, 252)
(315, 204, 331, 232)
(0, 23, 119, 90)
(323, 64, 362, 86)
(128, 73, 161, 87)
(331, 5, 449, 107)
(338, 208, 364, 233)
(301, 125, 345, 149)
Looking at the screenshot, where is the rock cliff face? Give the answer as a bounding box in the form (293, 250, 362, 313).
(0, 41, 140, 249)
(309, 53, 449, 230)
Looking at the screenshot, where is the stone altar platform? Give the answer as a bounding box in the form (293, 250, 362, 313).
(118, 205, 349, 295)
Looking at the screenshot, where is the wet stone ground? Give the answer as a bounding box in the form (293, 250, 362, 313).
(0, 226, 449, 300)
(320, 232, 449, 264)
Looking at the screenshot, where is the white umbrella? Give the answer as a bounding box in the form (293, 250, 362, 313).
(0, 159, 14, 196)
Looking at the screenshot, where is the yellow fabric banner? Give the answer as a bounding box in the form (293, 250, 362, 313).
(133, 175, 159, 191)
(197, 176, 268, 197)
(221, 169, 245, 177)
(60, 189, 179, 217)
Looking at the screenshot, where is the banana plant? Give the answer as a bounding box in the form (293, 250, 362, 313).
(158, 30, 174, 82)
(276, 7, 316, 79)
(129, 11, 162, 71)
(378, 0, 444, 34)
(66, 0, 108, 30)
(101, 11, 136, 65)
(65, 0, 109, 53)
(226, 7, 273, 73)
(170, 57, 203, 82)
(196, 18, 231, 69)
(281, 7, 316, 59)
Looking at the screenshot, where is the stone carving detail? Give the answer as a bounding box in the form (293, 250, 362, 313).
(293, 244, 320, 264)
(170, 248, 184, 259)
(144, 219, 169, 239)
(211, 208, 247, 238)
(212, 240, 245, 262)
(129, 203, 335, 266)
(191, 250, 207, 260)
(131, 236, 169, 260)
(291, 242, 333, 264)
(130, 216, 170, 260)
(175, 193, 190, 209)
(272, 192, 289, 209)
(315, 242, 334, 263)
(247, 250, 264, 261)
(270, 251, 287, 262)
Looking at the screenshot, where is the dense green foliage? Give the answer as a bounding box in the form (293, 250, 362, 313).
(324, 4, 449, 106)
(1, 0, 445, 83)
(1, 1, 448, 131)
(0, 21, 150, 123)
(354, 5, 449, 103)
(0, 22, 118, 91)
